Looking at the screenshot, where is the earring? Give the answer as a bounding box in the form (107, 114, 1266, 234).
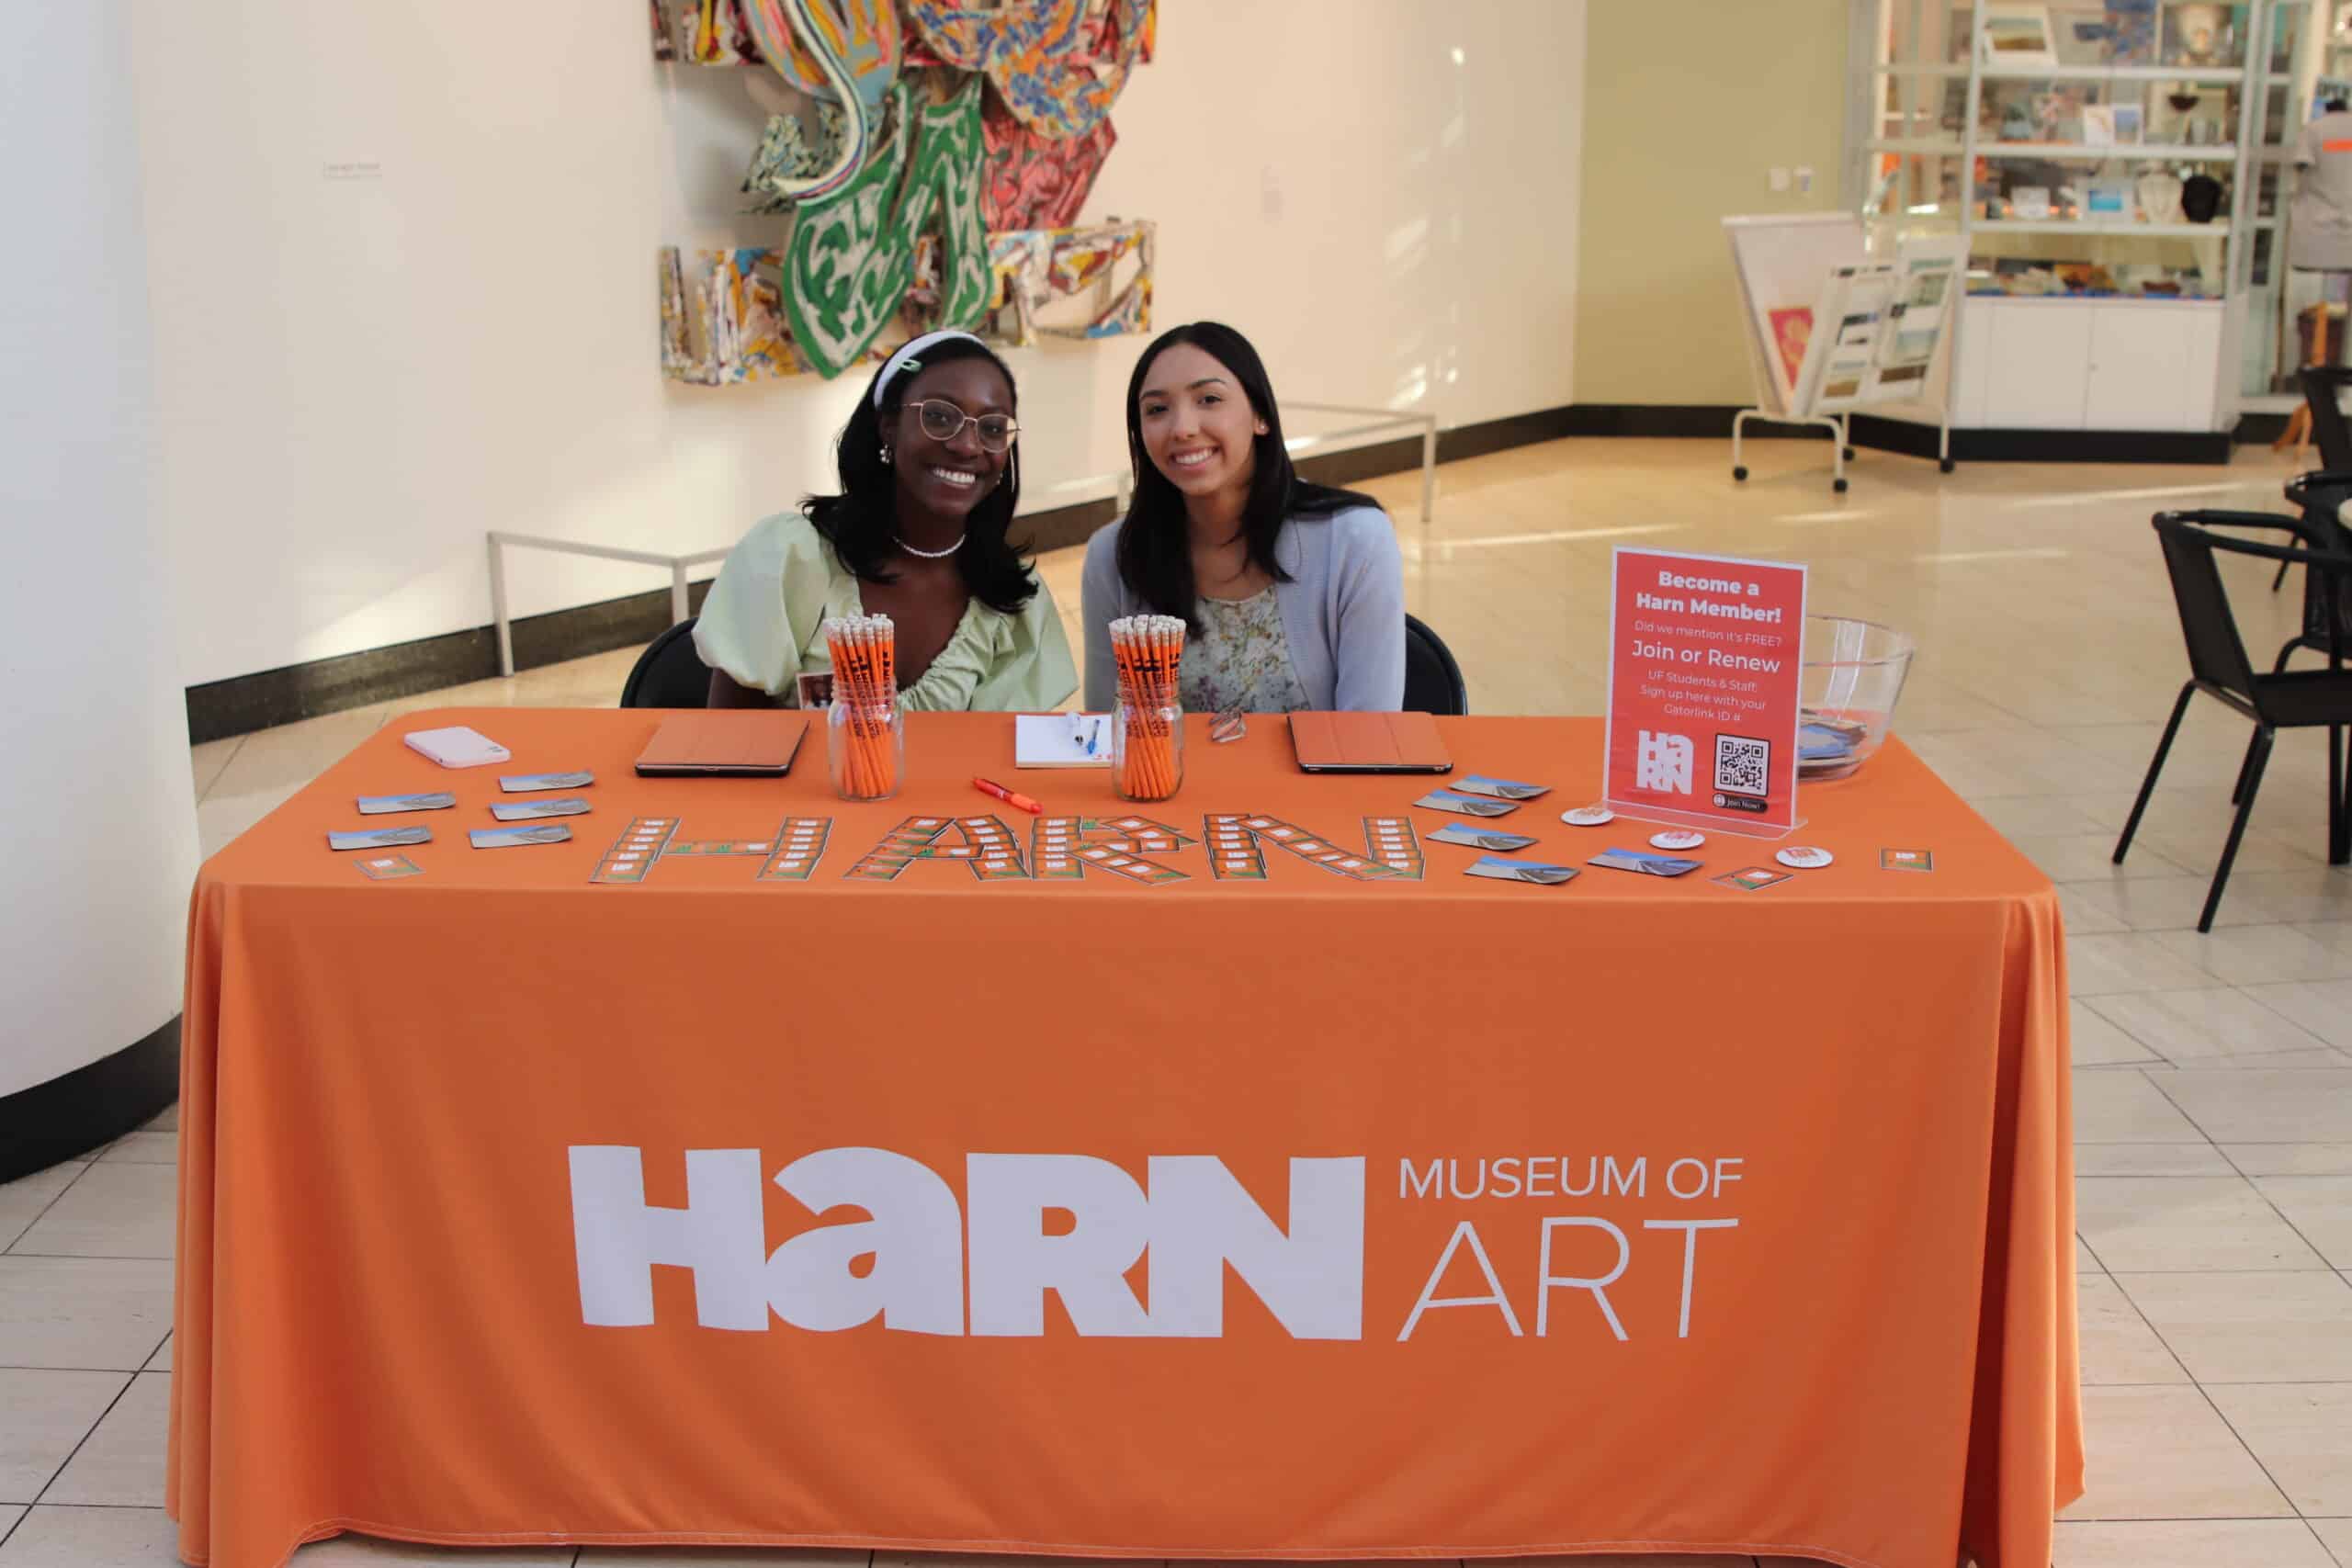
(1255, 423, 1269, 435)
(879, 444, 893, 465)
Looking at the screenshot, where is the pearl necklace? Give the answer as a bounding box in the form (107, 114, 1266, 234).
(896, 533, 967, 559)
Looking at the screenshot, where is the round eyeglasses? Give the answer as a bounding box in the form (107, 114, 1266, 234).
(910, 399, 1018, 453)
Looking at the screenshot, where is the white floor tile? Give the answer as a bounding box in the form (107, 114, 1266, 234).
(42, 1372, 166, 1507)
(2224, 1143, 2352, 1176)
(2254, 1176, 2352, 1269)
(2073, 1144, 2234, 1177)
(2086, 987, 2327, 1061)
(0, 1168, 82, 1256)
(2115, 1269, 2352, 1382)
(2060, 1384, 2290, 1519)
(9, 1166, 175, 1260)
(2072, 1071, 2208, 1143)
(2075, 1274, 2190, 1385)
(2071, 1002, 2161, 1066)
(2309, 1517, 2352, 1566)
(2074, 1176, 2328, 1271)
(0, 1505, 182, 1568)
(2150, 925, 2352, 987)
(0, 1258, 174, 1371)
(2205, 1382, 2352, 1517)
(141, 1335, 169, 1373)
(2052, 1519, 2338, 1567)
(2243, 979, 2352, 1049)
(93, 1134, 173, 1168)
(2157, 1070, 2352, 1144)
(2065, 933, 2223, 996)
(0, 1371, 130, 1504)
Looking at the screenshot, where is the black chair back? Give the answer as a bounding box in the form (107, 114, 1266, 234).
(2301, 367, 2352, 472)
(1403, 615, 1468, 716)
(620, 618, 713, 708)
(2152, 515, 2278, 710)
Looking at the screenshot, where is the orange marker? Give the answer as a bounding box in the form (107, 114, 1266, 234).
(971, 776, 1042, 815)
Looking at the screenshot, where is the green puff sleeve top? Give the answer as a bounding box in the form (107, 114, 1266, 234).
(692, 513, 1078, 712)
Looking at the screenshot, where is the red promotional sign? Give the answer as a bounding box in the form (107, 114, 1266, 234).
(1603, 547, 1807, 835)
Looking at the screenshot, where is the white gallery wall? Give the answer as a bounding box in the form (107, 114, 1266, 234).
(133, 1, 1586, 688)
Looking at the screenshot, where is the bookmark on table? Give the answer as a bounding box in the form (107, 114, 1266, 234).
(1587, 847, 1703, 877)
(469, 824, 573, 849)
(356, 792, 456, 815)
(499, 771, 594, 793)
(1452, 774, 1552, 800)
(329, 826, 432, 852)
(356, 853, 424, 880)
(1464, 854, 1579, 886)
(489, 796, 593, 821)
(1415, 789, 1519, 818)
(1713, 865, 1792, 892)
(1426, 823, 1540, 852)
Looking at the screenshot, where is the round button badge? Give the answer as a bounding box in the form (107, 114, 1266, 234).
(1563, 806, 1615, 826)
(1775, 845, 1835, 869)
(1649, 830, 1705, 851)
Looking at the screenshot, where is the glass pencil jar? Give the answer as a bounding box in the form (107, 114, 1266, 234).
(1112, 697, 1183, 802)
(825, 687, 904, 802)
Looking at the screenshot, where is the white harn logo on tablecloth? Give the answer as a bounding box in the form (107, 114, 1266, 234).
(568, 1147, 1366, 1339)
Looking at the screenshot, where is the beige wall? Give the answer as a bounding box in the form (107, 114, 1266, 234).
(1574, 0, 1852, 406)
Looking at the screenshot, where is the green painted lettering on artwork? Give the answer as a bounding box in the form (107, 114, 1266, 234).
(785, 76, 990, 378)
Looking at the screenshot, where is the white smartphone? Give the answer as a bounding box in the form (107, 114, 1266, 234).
(402, 725, 511, 769)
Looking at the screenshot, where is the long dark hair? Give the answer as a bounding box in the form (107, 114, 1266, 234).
(1115, 321, 1375, 632)
(805, 335, 1039, 615)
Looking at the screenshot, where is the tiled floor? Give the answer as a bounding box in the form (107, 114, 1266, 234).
(9, 436, 2352, 1568)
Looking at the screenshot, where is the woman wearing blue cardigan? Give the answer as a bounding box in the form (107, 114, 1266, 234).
(1080, 321, 1406, 713)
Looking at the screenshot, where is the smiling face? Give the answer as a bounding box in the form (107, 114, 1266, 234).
(889, 356, 1014, 519)
(1136, 343, 1267, 502)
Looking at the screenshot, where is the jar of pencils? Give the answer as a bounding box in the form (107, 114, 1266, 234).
(822, 614, 902, 802)
(1109, 614, 1185, 802)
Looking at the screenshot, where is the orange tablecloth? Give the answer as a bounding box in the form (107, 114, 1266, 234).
(169, 709, 2079, 1568)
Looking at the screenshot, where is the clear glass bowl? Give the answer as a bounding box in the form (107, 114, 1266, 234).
(1800, 616, 1914, 782)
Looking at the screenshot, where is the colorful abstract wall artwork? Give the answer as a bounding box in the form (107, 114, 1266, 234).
(653, 0, 1157, 384)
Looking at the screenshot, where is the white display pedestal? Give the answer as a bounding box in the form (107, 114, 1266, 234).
(1, 5, 201, 1178)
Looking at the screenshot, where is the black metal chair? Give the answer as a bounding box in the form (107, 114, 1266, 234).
(2275, 366, 2352, 593)
(2115, 511, 2352, 931)
(625, 613, 1468, 715)
(2272, 468, 2352, 670)
(619, 618, 713, 708)
(1403, 614, 1468, 716)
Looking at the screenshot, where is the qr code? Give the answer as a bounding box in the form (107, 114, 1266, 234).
(1714, 733, 1770, 796)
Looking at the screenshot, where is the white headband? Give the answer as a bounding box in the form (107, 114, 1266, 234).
(871, 329, 988, 410)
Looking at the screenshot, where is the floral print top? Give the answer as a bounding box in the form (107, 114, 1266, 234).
(1179, 587, 1311, 715)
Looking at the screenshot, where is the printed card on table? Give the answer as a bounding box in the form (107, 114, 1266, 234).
(1587, 847, 1703, 878)
(1427, 823, 1540, 852)
(328, 826, 431, 852)
(356, 792, 456, 815)
(1603, 547, 1806, 836)
(1463, 855, 1578, 886)
(1415, 790, 1519, 818)
(1451, 774, 1552, 801)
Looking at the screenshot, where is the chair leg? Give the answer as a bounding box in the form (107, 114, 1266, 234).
(2229, 728, 2264, 805)
(2332, 724, 2347, 867)
(2201, 727, 2273, 933)
(2273, 558, 2292, 592)
(2118, 682, 2195, 864)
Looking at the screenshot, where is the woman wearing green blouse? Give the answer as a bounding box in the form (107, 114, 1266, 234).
(696, 331, 1077, 711)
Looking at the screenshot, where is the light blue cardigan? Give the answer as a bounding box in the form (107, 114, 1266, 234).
(1080, 504, 1406, 712)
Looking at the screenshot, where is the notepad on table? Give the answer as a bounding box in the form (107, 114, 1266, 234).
(1287, 711, 1453, 773)
(633, 712, 808, 776)
(1015, 714, 1111, 769)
